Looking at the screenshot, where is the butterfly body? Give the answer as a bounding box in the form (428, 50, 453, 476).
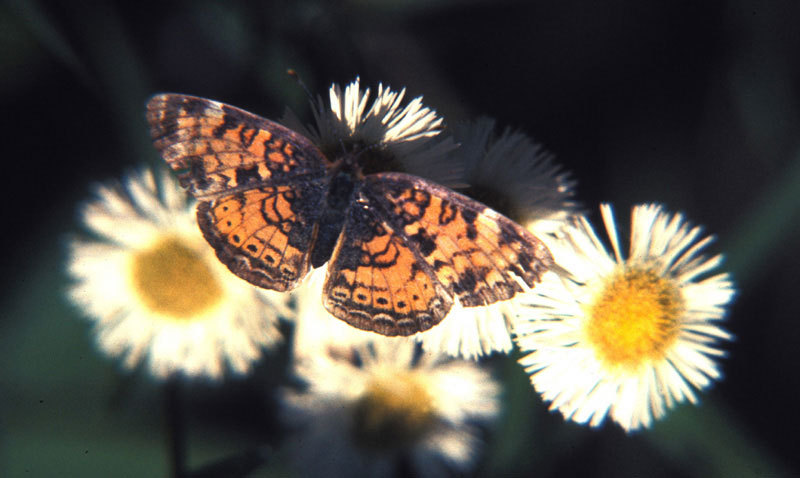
(147, 93, 552, 336)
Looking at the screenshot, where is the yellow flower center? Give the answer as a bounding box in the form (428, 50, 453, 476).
(585, 267, 683, 371)
(352, 370, 436, 451)
(130, 237, 224, 319)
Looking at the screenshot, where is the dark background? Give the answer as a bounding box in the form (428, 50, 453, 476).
(1, 0, 798, 476)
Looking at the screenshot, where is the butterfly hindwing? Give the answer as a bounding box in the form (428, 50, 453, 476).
(365, 172, 554, 308)
(197, 181, 325, 291)
(323, 194, 452, 336)
(146, 94, 328, 200)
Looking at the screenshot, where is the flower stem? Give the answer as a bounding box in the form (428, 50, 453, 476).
(166, 379, 187, 478)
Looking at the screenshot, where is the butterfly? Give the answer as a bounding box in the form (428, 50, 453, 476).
(146, 93, 553, 336)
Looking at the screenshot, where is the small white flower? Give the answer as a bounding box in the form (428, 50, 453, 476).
(514, 204, 735, 432)
(67, 168, 289, 380)
(281, 77, 460, 186)
(281, 339, 500, 477)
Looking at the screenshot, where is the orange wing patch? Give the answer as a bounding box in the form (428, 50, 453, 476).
(323, 201, 451, 336)
(366, 172, 553, 308)
(197, 183, 322, 291)
(146, 94, 327, 200)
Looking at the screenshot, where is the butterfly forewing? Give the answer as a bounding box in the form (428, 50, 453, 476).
(364, 172, 554, 307)
(146, 94, 328, 200)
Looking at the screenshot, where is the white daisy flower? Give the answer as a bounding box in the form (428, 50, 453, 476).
(67, 168, 289, 380)
(415, 118, 576, 360)
(281, 77, 460, 186)
(281, 339, 500, 477)
(514, 204, 736, 432)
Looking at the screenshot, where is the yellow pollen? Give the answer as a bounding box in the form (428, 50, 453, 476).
(585, 267, 683, 370)
(131, 237, 224, 319)
(352, 370, 436, 451)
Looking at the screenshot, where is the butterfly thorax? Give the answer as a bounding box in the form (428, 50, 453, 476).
(309, 156, 360, 268)
(309, 147, 406, 268)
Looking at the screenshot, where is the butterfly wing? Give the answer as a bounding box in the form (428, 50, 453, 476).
(147, 94, 328, 291)
(147, 93, 328, 199)
(323, 191, 453, 336)
(196, 182, 326, 291)
(323, 172, 553, 336)
(368, 172, 553, 307)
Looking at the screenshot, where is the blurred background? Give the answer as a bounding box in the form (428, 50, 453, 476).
(1, 0, 799, 476)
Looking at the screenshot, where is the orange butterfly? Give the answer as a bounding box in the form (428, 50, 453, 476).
(147, 94, 553, 336)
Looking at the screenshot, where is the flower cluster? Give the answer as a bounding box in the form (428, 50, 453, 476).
(66, 78, 736, 476)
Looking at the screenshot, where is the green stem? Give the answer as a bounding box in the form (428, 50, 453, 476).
(166, 379, 187, 478)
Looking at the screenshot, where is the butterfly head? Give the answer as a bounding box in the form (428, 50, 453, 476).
(321, 138, 408, 181)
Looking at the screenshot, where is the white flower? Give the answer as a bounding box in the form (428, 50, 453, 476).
(514, 204, 735, 432)
(281, 339, 500, 477)
(67, 168, 289, 380)
(281, 77, 460, 186)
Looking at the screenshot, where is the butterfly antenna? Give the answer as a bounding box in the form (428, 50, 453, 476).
(350, 138, 386, 163)
(287, 69, 316, 105)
